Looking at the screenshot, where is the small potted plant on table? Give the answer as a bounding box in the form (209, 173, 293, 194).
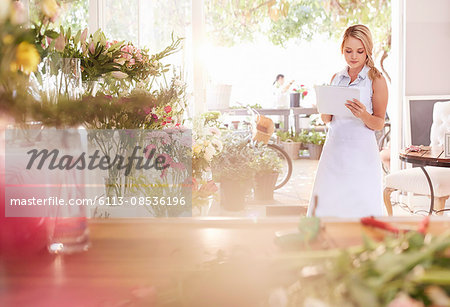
(250, 145, 283, 201)
(305, 130, 326, 160)
(211, 133, 256, 211)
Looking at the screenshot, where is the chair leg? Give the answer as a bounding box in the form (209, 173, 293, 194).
(434, 196, 449, 216)
(383, 187, 395, 216)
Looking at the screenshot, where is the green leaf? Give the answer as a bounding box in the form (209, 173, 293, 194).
(298, 216, 320, 241)
(44, 30, 60, 39)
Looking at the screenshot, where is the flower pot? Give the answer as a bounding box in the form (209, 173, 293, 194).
(308, 144, 323, 160)
(219, 179, 248, 211)
(281, 139, 301, 160)
(254, 172, 279, 201)
(290, 93, 300, 108)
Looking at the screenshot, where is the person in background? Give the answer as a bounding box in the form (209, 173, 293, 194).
(273, 74, 294, 108)
(307, 24, 388, 218)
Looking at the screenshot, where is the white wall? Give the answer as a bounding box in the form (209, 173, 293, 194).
(405, 0, 450, 96)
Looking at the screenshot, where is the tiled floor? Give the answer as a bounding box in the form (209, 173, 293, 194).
(208, 158, 450, 217)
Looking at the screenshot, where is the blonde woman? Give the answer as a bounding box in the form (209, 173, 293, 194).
(308, 25, 388, 217)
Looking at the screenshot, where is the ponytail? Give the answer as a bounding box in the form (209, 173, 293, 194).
(366, 54, 382, 80)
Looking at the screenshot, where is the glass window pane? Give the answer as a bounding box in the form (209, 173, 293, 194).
(102, 0, 138, 43)
(29, 0, 89, 32)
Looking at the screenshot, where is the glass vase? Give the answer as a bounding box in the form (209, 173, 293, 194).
(44, 57, 83, 103)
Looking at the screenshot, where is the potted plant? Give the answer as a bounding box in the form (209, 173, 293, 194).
(305, 130, 326, 160)
(250, 145, 283, 200)
(290, 85, 308, 107)
(277, 128, 304, 160)
(211, 133, 256, 211)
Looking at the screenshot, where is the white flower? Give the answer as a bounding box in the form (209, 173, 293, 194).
(204, 144, 216, 162)
(208, 126, 220, 136)
(211, 138, 223, 152)
(0, 0, 10, 22)
(111, 71, 128, 79)
(268, 288, 288, 307)
(114, 58, 126, 65)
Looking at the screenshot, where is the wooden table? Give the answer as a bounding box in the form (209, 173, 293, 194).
(399, 146, 450, 215)
(215, 107, 318, 131)
(1, 217, 449, 306)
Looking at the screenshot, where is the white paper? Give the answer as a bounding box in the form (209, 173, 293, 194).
(314, 85, 360, 117)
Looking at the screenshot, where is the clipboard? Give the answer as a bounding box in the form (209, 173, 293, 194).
(314, 85, 360, 117)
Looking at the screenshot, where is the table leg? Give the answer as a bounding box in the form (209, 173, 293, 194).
(294, 114, 299, 132)
(420, 166, 435, 215)
(284, 115, 289, 131)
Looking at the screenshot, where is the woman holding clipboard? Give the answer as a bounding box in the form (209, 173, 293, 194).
(307, 25, 388, 217)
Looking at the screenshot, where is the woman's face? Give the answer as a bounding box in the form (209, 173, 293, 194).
(278, 77, 285, 85)
(343, 36, 367, 69)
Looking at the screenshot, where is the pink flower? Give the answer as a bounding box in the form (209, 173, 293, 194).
(143, 106, 152, 114)
(129, 58, 135, 66)
(164, 106, 172, 113)
(300, 84, 304, 87)
(54, 33, 66, 52)
(11, 1, 27, 25)
(88, 41, 95, 54)
(152, 114, 158, 120)
(80, 28, 88, 44)
(144, 144, 157, 159)
(387, 294, 424, 307)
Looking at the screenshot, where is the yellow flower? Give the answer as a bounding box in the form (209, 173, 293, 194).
(193, 143, 202, 154)
(41, 0, 59, 19)
(10, 42, 41, 74)
(3, 35, 14, 45)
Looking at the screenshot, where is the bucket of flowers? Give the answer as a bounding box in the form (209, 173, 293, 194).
(290, 84, 308, 108)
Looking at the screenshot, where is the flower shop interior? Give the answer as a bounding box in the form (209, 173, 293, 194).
(1, 0, 450, 306)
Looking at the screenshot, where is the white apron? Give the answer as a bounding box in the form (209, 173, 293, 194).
(307, 66, 383, 217)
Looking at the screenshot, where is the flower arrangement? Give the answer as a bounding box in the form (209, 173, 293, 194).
(292, 84, 308, 99)
(0, 0, 41, 93)
(192, 125, 223, 179)
(191, 178, 218, 209)
(211, 132, 256, 182)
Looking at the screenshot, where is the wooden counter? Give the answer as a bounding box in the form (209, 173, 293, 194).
(1, 217, 449, 306)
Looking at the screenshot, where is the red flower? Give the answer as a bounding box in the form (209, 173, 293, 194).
(293, 88, 297, 91)
(300, 84, 304, 87)
(152, 114, 158, 120)
(303, 91, 308, 96)
(162, 121, 166, 125)
(164, 106, 172, 113)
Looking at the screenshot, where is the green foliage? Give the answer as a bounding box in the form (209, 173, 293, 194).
(206, 0, 391, 77)
(249, 143, 283, 173)
(199, 111, 222, 127)
(307, 129, 326, 145)
(229, 103, 262, 109)
(211, 132, 257, 181)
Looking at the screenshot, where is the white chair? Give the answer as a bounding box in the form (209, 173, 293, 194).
(384, 101, 450, 216)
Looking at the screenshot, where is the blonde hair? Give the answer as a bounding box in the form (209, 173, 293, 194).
(341, 24, 382, 81)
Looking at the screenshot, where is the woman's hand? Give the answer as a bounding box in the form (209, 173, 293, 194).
(321, 114, 333, 123)
(345, 99, 368, 119)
